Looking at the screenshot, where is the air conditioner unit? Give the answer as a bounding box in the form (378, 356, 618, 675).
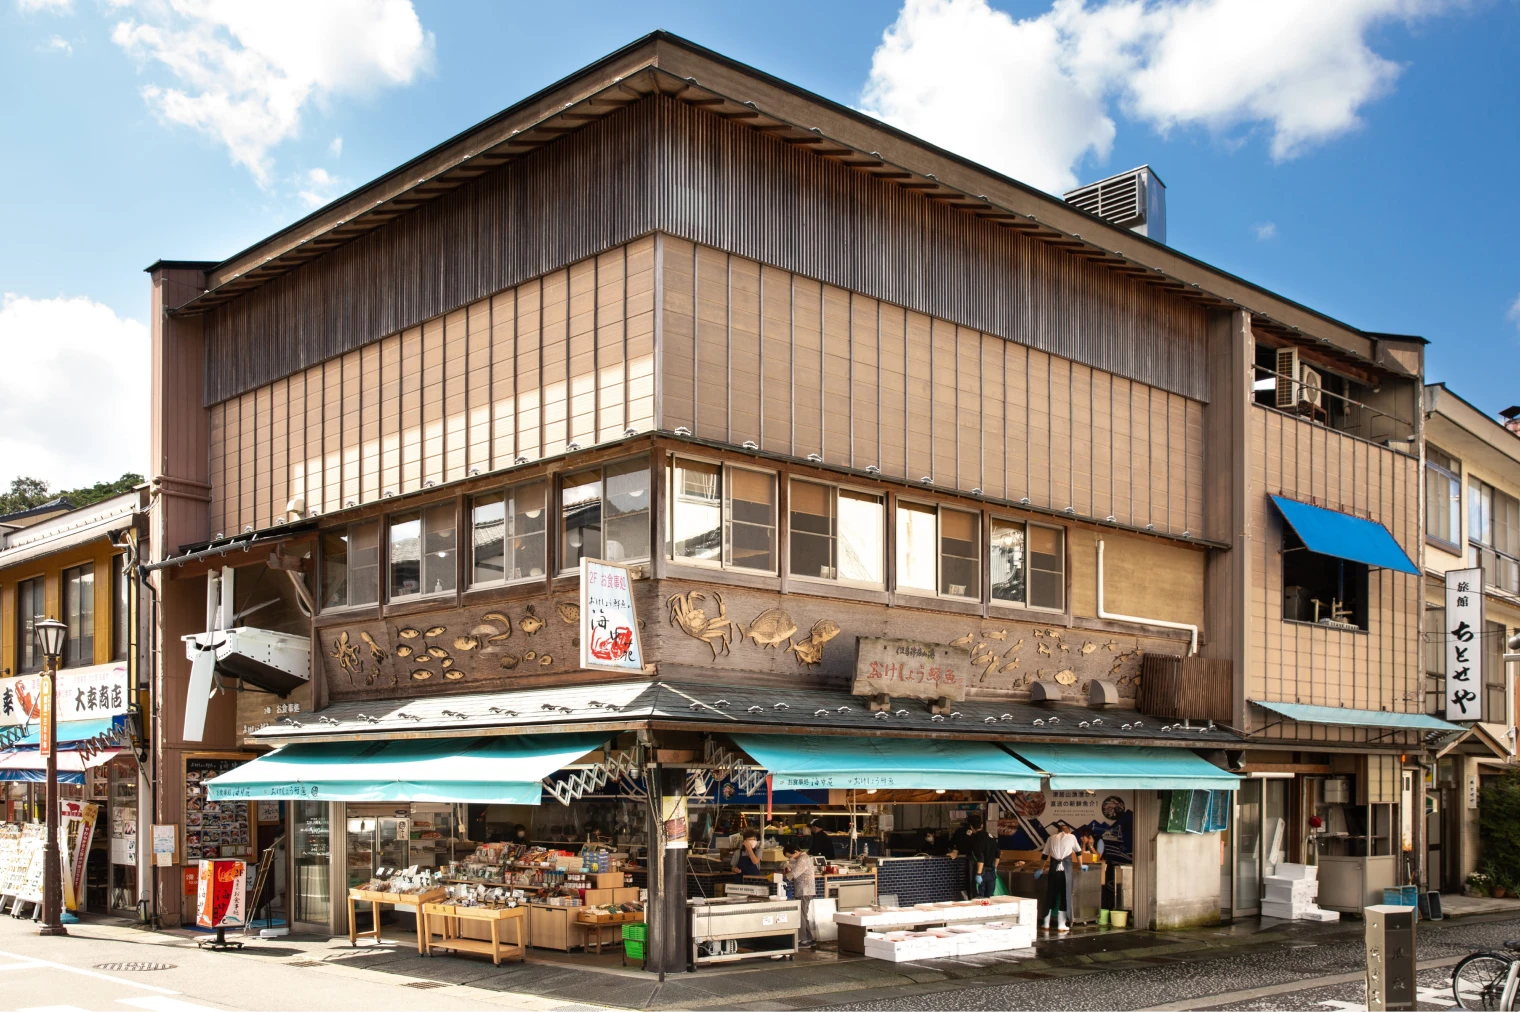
(1274, 348, 1299, 409)
(1299, 366, 1323, 409)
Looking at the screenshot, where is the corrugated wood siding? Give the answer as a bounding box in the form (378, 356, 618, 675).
(207, 238, 656, 530)
(203, 96, 1208, 406)
(659, 236, 1203, 534)
(1248, 406, 1422, 742)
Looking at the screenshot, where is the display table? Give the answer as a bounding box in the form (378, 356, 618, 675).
(347, 887, 446, 953)
(529, 903, 589, 951)
(689, 897, 801, 966)
(421, 903, 527, 964)
(834, 896, 1034, 955)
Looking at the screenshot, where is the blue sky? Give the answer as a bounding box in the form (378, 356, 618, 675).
(1, 0, 1516, 487)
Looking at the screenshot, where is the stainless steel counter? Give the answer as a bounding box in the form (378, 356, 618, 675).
(688, 897, 802, 966)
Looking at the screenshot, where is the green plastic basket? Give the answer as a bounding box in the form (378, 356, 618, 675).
(622, 922, 648, 942)
(624, 939, 646, 961)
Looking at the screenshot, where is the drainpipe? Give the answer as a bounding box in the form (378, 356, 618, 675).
(1096, 539, 1198, 655)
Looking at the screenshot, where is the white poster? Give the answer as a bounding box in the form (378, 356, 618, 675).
(579, 558, 644, 673)
(1445, 568, 1484, 721)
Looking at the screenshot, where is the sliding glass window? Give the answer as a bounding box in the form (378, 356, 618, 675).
(389, 504, 456, 600)
(471, 481, 547, 586)
(321, 522, 380, 610)
(62, 563, 94, 668)
(669, 459, 777, 573)
(991, 518, 1065, 611)
(789, 480, 884, 586)
(561, 459, 650, 570)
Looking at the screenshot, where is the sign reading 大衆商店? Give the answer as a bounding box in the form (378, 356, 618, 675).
(852, 637, 972, 702)
(579, 558, 645, 674)
(1445, 567, 1484, 721)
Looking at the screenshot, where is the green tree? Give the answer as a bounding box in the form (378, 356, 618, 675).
(58, 473, 143, 508)
(1479, 769, 1520, 891)
(0, 477, 54, 515)
(0, 472, 143, 517)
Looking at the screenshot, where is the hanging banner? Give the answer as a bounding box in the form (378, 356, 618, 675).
(995, 788, 1134, 862)
(661, 796, 689, 850)
(195, 859, 247, 928)
(60, 800, 99, 912)
(1445, 568, 1484, 721)
(579, 558, 644, 673)
(36, 677, 52, 759)
(0, 663, 127, 735)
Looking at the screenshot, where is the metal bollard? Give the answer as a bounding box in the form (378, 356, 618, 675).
(1365, 904, 1417, 1011)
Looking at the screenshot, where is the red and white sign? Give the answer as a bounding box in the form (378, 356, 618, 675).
(195, 859, 246, 928)
(37, 677, 52, 759)
(579, 558, 644, 673)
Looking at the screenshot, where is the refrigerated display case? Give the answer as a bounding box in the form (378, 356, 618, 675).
(346, 815, 409, 888)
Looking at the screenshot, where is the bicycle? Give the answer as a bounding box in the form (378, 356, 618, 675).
(1452, 942, 1520, 1009)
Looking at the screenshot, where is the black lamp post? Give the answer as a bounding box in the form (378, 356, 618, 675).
(34, 616, 66, 936)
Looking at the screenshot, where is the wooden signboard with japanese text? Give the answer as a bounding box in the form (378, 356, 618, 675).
(852, 637, 972, 702)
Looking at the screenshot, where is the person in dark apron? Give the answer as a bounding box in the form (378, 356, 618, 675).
(1040, 822, 1079, 932)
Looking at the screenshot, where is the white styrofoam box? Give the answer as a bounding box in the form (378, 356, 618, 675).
(1274, 863, 1317, 881)
(836, 896, 1024, 928)
(811, 898, 839, 943)
(1298, 908, 1341, 922)
(863, 933, 957, 962)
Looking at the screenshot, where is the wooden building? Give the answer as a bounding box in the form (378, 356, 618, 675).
(143, 34, 1438, 940)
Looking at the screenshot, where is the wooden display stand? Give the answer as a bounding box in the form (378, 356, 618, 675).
(348, 887, 446, 953)
(421, 903, 528, 965)
(530, 903, 591, 951)
(575, 911, 643, 955)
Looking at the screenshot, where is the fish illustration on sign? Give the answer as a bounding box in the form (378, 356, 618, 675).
(787, 619, 841, 668)
(739, 609, 797, 650)
(518, 606, 546, 637)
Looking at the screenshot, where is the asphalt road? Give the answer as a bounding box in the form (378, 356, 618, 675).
(819, 914, 1520, 1011)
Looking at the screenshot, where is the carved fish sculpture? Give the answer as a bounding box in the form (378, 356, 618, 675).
(518, 606, 546, 637)
(556, 601, 580, 625)
(358, 631, 387, 661)
(949, 631, 975, 648)
(740, 608, 797, 649)
(787, 619, 842, 668)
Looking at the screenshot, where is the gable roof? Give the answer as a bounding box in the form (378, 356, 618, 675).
(166, 31, 1407, 377)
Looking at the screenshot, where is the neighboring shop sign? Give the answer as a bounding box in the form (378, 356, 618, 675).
(237, 680, 311, 737)
(195, 859, 246, 928)
(852, 637, 972, 702)
(997, 788, 1134, 861)
(579, 558, 645, 673)
(185, 757, 253, 860)
(0, 664, 127, 729)
(1445, 568, 1484, 721)
(661, 796, 689, 850)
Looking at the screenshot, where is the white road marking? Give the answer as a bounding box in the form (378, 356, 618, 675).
(0, 949, 177, 996)
(18, 1006, 96, 1012)
(119, 998, 230, 1012)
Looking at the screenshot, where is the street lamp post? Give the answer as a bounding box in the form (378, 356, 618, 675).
(34, 616, 67, 937)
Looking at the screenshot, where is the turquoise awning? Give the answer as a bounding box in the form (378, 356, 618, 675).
(1270, 495, 1418, 575)
(205, 733, 608, 805)
(1252, 700, 1460, 732)
(1008, 744, 1241, 791)
(731, 734, 1043, 791)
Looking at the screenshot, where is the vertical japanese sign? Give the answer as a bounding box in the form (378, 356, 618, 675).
(36, 676, 52, 759)
(60, 800, 98, 912)
(1445, 568, 1484, 721)
(579, 558, 644, 673)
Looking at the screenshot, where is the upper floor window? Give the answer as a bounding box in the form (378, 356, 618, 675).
(1468, 477, 1520, 595)
(896, 502, 979, 600)
(112, 554, 129, 662)
(62, 563, 94, 668)
(669, 459, 777, 573)
(471, 481, 547, 586)
(389, 505, 456, 600)
(16, 577, 43, 674)
(789, 480, 884, 586)
(562, 459, 650, 570)
(321, 521, 380, 610)
(1282, 526, 1368, 630)
(991, 519, 1065, 611)
(1425, 446, 1461, 547)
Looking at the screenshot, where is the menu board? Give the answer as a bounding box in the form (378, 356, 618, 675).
(185, 757, 253, 861)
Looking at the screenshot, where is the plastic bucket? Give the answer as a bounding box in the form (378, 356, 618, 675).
(1098, 909, 1111, 926)
(1111, 910, 1129, 928)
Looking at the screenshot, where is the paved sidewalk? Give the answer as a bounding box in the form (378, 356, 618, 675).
(21, 903, 1515, 1012)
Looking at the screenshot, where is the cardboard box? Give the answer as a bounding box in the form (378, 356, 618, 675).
(593, 872, 625, 889)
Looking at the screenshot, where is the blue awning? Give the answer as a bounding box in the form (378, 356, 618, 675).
(1007, 744, 1241, 791)
(1252, 700, 1460, 732)
(1270, 495, 1418, 575)
(205, 733, 608, 804)
(732, 734, 1043, 791)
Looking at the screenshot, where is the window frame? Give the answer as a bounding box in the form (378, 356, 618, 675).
(988, 515, 1067, 613)
(1424, 445, 1462, 550)
(1279, 525, 1370, 632)
(468, 479, 549, 589)
(112, 553, 129, 662)
(786, 477, 886, 590)
(61, 561, 95, 669)
(666, 455, 780, 576)
(559, 457, 653, 575)
(318, 520, 381, 613)
(15, 576, 44, 675)
(387, 503, 459, 603)
(892, 497, 981, 602)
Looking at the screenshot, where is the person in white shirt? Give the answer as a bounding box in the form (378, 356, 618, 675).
(783, 845, 816, 948)
(1040, 822, 1081, 932)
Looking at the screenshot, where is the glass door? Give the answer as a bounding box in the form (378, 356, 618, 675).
(291, 801, 331, 925)
(376, 817, 409, 873)
(1233, 780, 1263, 916)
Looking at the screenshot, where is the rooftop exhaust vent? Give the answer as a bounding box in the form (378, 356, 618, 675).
(1063, 165, 1166, 245)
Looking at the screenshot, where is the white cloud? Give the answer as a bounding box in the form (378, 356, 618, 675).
(862, 0, 1436, 194)
(1253, 222, 1277, 240)
(296, 166, 340, 208)
(1508, 293, 1520, 331)
(17, 0, 72, 13)
(111, 0, 432, 186)
(38, 34, 71, 53)
(0, 294, 149, 489)
(329, 135, 342, 158)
